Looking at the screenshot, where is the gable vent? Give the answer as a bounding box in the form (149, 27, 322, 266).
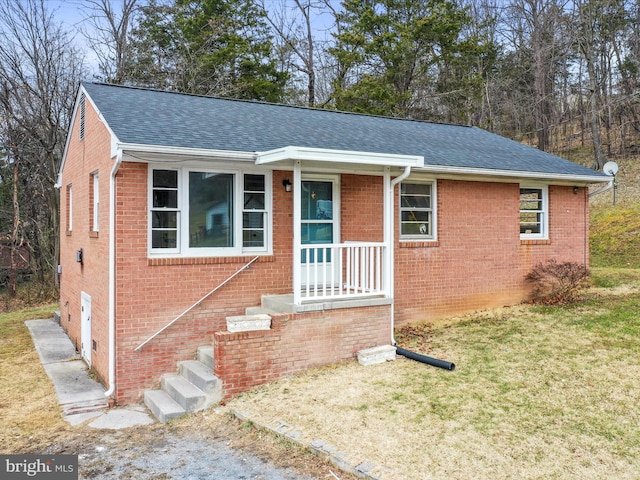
(79, 93, 86, 140)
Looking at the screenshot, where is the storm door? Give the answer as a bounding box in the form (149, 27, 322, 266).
(300, 176, 339, 287)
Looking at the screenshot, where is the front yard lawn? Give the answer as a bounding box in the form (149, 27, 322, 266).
(227, 268, 640, 479)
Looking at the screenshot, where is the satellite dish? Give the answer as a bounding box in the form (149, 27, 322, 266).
(603, 161, 619, 176)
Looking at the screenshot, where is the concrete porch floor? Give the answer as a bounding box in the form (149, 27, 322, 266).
(260, 293, 392, 314)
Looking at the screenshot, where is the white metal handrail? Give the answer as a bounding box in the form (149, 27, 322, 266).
(298, 242, 386, 302)
(134, 256, 259, 351)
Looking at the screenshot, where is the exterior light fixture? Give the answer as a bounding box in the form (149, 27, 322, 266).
(282, 179, 292, 192)
(573, 186, 579, 194)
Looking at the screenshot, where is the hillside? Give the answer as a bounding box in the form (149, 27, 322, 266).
(588, 154, 640, 268)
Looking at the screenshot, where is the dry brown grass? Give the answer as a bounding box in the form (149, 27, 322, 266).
(3, 272, 640, 480)
(226, 282, 640, 480)
(0, 304, 76, 453)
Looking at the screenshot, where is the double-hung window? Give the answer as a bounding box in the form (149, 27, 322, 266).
(400, 181, 436, 240)
(66, 184, 73, 233)
(91, 173, 99, 233)
(151, 169, 179, 251)
(150, 167, 270, 256)
(520, 186, 548, 239)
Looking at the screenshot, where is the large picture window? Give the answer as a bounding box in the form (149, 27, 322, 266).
(520, 186, 548, 239)
(150, 168, 270, 256)
(400, 181, 436, 240)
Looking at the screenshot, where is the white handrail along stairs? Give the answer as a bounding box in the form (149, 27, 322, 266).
(135, 256, 260, 351)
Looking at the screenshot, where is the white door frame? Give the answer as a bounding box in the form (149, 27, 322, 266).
(299, 173, 340, 287)
(81, 291, 92, 367)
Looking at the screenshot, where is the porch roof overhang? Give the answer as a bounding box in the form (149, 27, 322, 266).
(256, 146, 424, 171)
(116, 142, 257, 163)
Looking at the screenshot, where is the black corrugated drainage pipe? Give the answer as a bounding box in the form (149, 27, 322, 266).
(396, 346, 456, 371)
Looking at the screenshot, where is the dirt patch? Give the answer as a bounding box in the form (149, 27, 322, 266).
(37, 413, 354, 480)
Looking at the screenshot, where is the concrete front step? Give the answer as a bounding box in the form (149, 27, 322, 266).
(261, 294, 295, 313)
(197, 346, 214, 369)
(144, 390, 186, 423)
(179, 360, 220, 394)
(144, 347, 222, 423)
(161, 373, 208, 412)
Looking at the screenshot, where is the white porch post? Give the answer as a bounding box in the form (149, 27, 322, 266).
(293, 160, 302, 305)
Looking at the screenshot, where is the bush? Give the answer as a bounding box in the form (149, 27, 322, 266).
(525, 260, 590, 304)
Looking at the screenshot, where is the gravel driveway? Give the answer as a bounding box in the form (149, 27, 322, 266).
(50, 424, 317, 480)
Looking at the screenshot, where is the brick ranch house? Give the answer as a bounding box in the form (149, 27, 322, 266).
(56, 82, 608, 416)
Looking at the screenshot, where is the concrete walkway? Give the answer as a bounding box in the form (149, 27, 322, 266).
(25, 318, 154, 429)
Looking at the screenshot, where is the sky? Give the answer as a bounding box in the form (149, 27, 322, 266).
(45, 0, 337, 79)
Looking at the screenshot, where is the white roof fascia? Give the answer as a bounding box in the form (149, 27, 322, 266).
(414, 164, 609, 185)
(118, 143, 257, 162)
(256, 146, 424, 168)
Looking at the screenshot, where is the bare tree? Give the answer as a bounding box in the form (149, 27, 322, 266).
(503, 0, 570, 151)
(80, 0, 139, 84)
(0, 0, 86, 289)
(573, 0, 607, 169)
(258, 0, 321, 106)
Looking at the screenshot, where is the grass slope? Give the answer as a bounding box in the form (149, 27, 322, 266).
(589, 154, 640, 268)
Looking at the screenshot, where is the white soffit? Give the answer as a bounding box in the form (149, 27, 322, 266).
(256, 146, 425, 168)
(118, 143, 256, 163)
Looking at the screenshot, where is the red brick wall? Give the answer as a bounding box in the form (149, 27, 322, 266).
(519, 185, 589, 274)
(214, 306, 391, 399)
(58, 94, 112, 386)
(113, 174, 588, 403)
(111, 167, 299, 403)
(393, 180, 589, 324)
(341, 174, 384, 242)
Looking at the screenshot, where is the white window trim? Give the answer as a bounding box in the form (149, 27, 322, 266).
(67, 184, 73, 232)
(150, 168, 180, 254)
(399, 180, 437, 241)
(148, 166, 272, 257)
(520, 184, 548, 240)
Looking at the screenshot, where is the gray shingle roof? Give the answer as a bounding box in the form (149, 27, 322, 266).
(82, 82, 605, 179)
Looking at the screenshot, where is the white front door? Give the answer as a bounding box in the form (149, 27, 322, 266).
(80, 291, 92, 366)
(300, 175, 340, 286)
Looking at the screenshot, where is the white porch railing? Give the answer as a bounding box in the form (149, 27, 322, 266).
(296, 242, 387, 303)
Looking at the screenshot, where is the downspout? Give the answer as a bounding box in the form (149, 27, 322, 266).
(387, 166, 411, 346)
(104, 150, 123, 399)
